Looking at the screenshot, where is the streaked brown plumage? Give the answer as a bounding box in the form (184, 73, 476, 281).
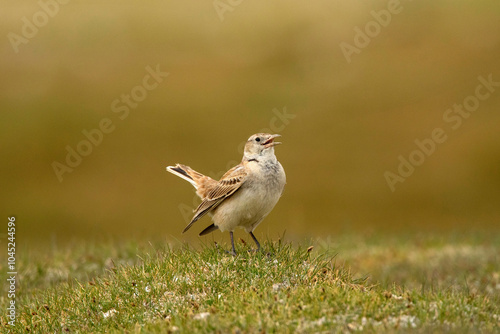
(167, 133, 286, 255)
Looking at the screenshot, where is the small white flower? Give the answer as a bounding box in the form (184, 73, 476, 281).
(103, 309, 118, 319)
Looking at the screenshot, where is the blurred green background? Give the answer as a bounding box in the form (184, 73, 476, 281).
(1, 1, 499, 246)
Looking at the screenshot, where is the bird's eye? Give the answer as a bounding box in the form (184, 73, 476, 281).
(255, 137, 261, 142)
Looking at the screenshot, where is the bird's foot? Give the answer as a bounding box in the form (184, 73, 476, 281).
(226, 249, 237, 257)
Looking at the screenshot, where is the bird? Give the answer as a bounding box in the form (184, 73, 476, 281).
(166, 133, 286, 256)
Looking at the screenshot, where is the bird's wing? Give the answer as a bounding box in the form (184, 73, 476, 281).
(182, 164, 247, 233)
(167, 164, 218, 199)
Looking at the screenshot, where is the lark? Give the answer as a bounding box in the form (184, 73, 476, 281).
(166, 133, 286, 255)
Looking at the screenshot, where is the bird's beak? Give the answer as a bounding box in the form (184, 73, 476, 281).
(263, 134, 282, 148)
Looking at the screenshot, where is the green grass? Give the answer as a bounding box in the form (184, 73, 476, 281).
(1, 234, 499, 333)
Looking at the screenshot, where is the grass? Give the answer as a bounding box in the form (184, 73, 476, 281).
(1, 234, 499, 333)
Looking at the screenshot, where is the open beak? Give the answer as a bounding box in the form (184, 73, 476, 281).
(263, 134, 282, 148)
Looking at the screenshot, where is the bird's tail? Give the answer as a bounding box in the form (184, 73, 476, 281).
(166, 164, 216, 199)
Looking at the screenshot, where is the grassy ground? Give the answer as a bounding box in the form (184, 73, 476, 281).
(1, 233, 499, 333)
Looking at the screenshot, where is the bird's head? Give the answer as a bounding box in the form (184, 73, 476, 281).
(244, 133, 282, 157)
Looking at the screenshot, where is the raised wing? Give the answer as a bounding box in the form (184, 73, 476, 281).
(182, 164, 247, 233)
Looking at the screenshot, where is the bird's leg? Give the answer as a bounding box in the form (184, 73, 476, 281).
(228, 231, 237, 256)
(249, 232, 261, 252)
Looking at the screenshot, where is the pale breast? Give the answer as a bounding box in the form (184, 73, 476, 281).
(212, 158, 286, 232)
